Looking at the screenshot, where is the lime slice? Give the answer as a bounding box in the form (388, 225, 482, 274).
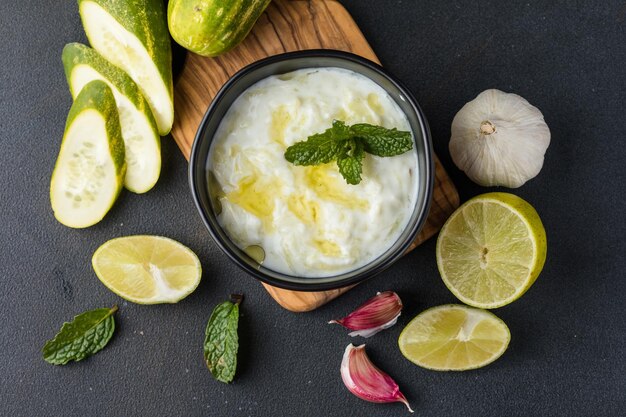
(92, 236, 202, 304)
(398, 304, 510, 371)
(436, 192, 547, 309)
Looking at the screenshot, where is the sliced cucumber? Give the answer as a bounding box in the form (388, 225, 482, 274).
(50, 80, 126, 228)
(78, 0, 173, 135)
(62, 43, 161, 194)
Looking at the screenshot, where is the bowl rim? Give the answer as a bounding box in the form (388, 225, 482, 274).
(189, 49, 434, 291)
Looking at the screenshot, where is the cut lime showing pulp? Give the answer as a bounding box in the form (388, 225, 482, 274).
(436, 192, 547, 309)
(398, 304, 510, 371)
(92, 235, 201, 304)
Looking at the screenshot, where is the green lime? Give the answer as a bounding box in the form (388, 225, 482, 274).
(436, 192, 547, 308)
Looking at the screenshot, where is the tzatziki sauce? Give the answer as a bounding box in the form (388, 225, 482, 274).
(210, 67, 418, 277)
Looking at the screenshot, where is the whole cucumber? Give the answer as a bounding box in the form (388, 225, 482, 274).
(168, 0, 272, 57)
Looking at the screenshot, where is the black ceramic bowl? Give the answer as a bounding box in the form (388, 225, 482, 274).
(189, 50, 433, 291)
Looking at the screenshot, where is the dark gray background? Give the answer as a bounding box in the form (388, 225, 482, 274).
(1, 1, 624, 416)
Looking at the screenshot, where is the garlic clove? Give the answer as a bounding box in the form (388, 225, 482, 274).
(329, 291, 402, 338)
(341, 343, 414, 413)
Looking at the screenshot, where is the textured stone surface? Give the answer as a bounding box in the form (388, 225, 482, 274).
(0, 1, 624, 416)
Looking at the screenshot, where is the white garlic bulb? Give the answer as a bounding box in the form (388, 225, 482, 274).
(449, 89, 550, 188)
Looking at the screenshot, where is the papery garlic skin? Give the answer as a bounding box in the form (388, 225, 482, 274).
(341, 344, 414, 413)
(347, 318, 398, 338)
(450, 89, 551, 188)
(329, 291, 402, 338)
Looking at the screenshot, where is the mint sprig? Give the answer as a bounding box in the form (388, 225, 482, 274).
(284, 120, 412, 185)
(204, 295, 242, 383)
(337, 139, 365, 185)
(42, 306, 117, 365)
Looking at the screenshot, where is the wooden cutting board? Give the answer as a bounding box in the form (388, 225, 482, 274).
(171, 0, 460, 312)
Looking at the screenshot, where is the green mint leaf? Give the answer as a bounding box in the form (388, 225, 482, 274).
(204, 295, 242, 383)
(350, 123, 413, 157)
(42, 306, 117, 365)
(337, 140, 364, 185)
(284, 137, 343, 165)
(329, 119, 351, 137)
(284, 120, 350, 165)
(284, 120, 412, 184)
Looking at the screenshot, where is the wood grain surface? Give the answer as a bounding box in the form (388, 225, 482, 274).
(171, 0, 460, 312)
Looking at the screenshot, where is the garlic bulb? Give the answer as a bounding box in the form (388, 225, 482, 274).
(449, 89, 550, 188)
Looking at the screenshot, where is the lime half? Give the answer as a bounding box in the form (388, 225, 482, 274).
(398, 304, 510, 371)
(436, 192, 547, 309)
(92, 235, 202, 304)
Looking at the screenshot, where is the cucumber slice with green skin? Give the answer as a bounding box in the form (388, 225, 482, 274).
(78, 0, 174, 135)
(62, 43, 161, 194)
(50, 80, 126, 228)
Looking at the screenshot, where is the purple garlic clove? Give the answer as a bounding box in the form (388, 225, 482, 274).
(340, 344, 414, 413)
(329, 291, 403, 337)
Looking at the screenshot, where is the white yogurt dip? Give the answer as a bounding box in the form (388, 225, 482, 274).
(210, 68, 418, 277)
